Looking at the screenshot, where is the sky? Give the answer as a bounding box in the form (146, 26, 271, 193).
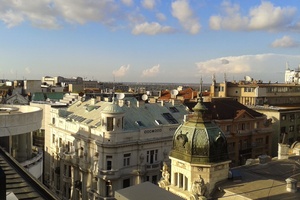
(1, 0, 300, 84)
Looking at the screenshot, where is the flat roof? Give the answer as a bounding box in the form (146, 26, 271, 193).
(214, 156, 300, 199)
(115, 182, 184, 200)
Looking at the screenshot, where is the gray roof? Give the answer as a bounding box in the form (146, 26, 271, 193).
(115, 182, 184, 200)
(61, 97, 189, 131)
(214, 156, 300, 199)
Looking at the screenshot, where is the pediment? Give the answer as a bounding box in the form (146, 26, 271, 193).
(234, 109, 255, 120)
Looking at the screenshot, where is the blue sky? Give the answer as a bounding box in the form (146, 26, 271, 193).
(1, 0, 300, 83)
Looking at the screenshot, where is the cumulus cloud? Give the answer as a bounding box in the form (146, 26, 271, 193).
(171, 0, 201, 34)
(210, 1, 297, 31)
(196, 54, 300, 82)
(0, 0, 117, 29)
(113, 65, 130, 77)
(271, 35, 299, 48)
(156, 13, 166, 21)
(121, 0, 133, 6)
(209, 1, 248, 30)
(142, 0, 156, 10)
(132, 22, 174, 35)
(142, 64, 160, 77)
(0, 0, 60, 29)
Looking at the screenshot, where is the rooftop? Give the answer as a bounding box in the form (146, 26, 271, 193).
(214, 156, 300, 199)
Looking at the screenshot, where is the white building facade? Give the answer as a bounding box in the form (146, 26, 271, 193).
(45, 97, 189, 199)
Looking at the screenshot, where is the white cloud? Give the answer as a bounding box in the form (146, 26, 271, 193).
(209, 1, 297, 31)
(171, 0, 201, 34)
(142, 0, 156, 10)
(272, 36, 299, 48)
(142, 64, 160, 77)
(209, 1, 248, 30)
(54, 0, 117, 25)
(121, 0, 133, 6)
(156, 13, 166, 21)
(196, 54, 300, 83)
(0, 0, 117, 29)
(0, 0, 60, 29)
(132, 22, 174, 35)
(249, 1, 296, 31)
(113, 65, 130, 77)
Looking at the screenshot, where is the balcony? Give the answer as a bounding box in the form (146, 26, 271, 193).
(98, 169, 120, 180)
(145, 162, 160, 170)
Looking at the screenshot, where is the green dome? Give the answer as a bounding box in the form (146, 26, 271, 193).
(170, 100, 229, 164)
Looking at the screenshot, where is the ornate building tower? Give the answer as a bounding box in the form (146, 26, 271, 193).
(160, 92, 231, 199)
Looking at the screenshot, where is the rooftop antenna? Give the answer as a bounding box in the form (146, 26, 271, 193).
(199, 76, 203, 102)
(286, 61, 289, 70)
(224, 73, 227, 82)
(112, 75, 116, 103)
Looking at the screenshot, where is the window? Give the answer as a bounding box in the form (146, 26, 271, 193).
(241, 123, 245, 130)
(123, 153, 131, 167)
(290, 114, 295, 122)
(289, 125, 294, 132)
(106, 156, 112, 170)
(135, 121, 145, 126)
(152, 175, 157, 184)
(281, 115, 286, 121)
(52, 117, 55, 124)
(52, 134, 55, 144)
(162, 113, 178, 124)
(147, 150, 158, 164)
(169, 107, 179, 113)
(155, 119, 163, 125)
(123, 178, 130, 188)
(226, 125, 231, 132)
(107, 117, 113, 131)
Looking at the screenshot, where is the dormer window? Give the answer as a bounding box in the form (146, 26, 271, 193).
(135, 121, 145, 126)
(155, 120, 163, 125)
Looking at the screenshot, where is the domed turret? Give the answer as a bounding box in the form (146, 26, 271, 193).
(170, 93, 229, 164)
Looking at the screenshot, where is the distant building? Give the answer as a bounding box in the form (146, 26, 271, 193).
(285, 62, 300, 84)
(191, 98, 273, 166)
(249, 104, 300, 156)
(45, 97, 188, 199)
(210, 76, 300, 106)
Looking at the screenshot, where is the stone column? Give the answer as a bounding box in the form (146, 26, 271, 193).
(17, 133, 27, 162)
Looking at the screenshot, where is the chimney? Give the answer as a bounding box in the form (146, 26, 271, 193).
(91, 98, 96, 105)
(286, 178, 298, 193)
(278, 143, 290, 160)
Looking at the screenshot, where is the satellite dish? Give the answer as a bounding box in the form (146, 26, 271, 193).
(142, 94, 148, 101)
(245, 76, 252, 82)
(117, 93, 125, 100)
(171, 89, 179, 96)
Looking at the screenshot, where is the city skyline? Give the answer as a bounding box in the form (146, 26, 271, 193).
(1, 0, 300, 83)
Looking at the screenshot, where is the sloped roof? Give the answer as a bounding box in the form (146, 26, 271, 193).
(185, 98, 264, 120)
(62, 97, 189, 131)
